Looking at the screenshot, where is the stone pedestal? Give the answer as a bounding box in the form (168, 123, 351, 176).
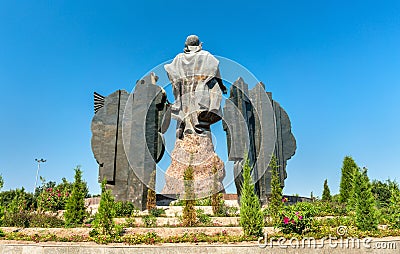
(162, 133, 225, 198)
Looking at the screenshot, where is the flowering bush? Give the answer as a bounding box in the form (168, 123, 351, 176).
(35, 175, 88, 212)
(37, 186, 70, 212)
(276, 200, 316, 234)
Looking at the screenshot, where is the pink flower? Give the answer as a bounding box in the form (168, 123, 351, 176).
(58, 193, 61, 197)
(295, 212, 299, 215)
(298, 216, 303, 220)
(283, 217, 290, 224)
(291, 220, 295, 224)
(282, 197, 288, 203)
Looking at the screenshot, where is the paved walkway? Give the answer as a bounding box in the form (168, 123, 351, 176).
(1, 237, 399, 254)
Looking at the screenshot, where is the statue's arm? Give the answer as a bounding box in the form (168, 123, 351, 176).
(171, 80, 181, 100)
(215, 68, 227, 94)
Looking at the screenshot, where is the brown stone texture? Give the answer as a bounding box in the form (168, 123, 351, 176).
(162, 133, 225, 198)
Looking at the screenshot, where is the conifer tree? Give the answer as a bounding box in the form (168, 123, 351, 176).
(321, 179, 332, 202)
(182, 164, 196, 226)
(339, 156, 358, 204)
(64, 167, 87, 226)
(389, 183, 400, 229)
(354, 167, 378, 231)
(211, 165, 223, 216)
(0, 175, 4, 225)
(269, 156, 283, 225)
(239, 158, 264, 237)
(94, 178, 116, 235)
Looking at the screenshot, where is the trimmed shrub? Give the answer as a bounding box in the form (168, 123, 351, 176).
(149, 208, 166, 217)
(114, 201, 137, 217)
(2, 211, 30, 227)
(143, 215, 157, 227)
(2, 211, 64, 228)
(196, 209, 212, 225)
(29, 213, 64, 228)
(170, 197, 212, 206)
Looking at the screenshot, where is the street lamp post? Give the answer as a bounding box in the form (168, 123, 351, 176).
(34, 158, 46, 191)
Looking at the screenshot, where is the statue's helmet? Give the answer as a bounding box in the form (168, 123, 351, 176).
(185, 35, 200, 47)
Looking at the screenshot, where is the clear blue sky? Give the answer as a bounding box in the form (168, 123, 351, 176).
(1, 0, 399, 197)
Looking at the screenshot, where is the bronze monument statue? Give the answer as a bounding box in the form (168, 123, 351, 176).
(162, 35, 226, 198)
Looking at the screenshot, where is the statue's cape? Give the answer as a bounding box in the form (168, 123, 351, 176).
(164, 50, 219, 83)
